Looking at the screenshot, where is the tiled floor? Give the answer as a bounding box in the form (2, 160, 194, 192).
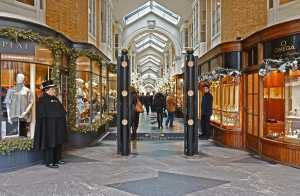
(0, 116, 300, 196)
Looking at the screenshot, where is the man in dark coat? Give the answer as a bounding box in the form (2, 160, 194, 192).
(144, 92, 152, 115)
(153, 92, 166, 129)
(34, 80, 67, 168)
(200, 84, 213, 139)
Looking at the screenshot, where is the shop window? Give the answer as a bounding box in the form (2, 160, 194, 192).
(263, 72, 284, 139)
(210, 81, 221, 124)
(108, 72, 117, 113)
(0, 60, 31, 138)
(246, 73, 260, 136)
(285, 71, 300, 140)
(102, 64, 108, 115)
(75, 56, 91, 126)
(16, 0, 34, 6)
(91, 61, 101, 122)
(247, 47, 258, 66)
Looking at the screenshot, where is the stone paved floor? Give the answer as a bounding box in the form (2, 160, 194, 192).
(1, 116, 300, 196)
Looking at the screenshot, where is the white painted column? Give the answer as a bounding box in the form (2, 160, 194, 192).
(29, 63, 36, 138)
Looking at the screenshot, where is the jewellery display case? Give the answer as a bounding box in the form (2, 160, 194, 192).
(285, 71, 300, 140)
(210, 81, 221, 124)
(221, 77, 240, 129)
(210, 77, 241, 130)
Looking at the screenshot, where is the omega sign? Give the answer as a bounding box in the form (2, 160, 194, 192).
(273, 40, 296, 54)
(0, 38, 35, 55)
(264, 35, 300, 59)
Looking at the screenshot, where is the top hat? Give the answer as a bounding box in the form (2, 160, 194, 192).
(41, 80, 56, 90)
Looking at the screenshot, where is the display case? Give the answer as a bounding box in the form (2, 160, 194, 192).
(263, 72, 285, 140)
(210, 77, 240, 130)
(210, 81, 221, 124)
(221, 76, 240, 129)
(285, 71, 300, 140)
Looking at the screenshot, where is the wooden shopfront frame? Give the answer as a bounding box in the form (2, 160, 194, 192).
(242, 18, 300, 167)
(198, 41, 244, 149)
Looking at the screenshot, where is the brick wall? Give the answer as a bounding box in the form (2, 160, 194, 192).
(46, 0, 88, 42)
(221, 0, 268, 43)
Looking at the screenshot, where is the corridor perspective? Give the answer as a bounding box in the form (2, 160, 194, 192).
(1, 0, 300, 195)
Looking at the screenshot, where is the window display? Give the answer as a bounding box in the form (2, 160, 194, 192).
(75, 56, 91, 126)
(210, 81, 221, 124)
(0, 61, 31, 138)
(209, 76, 241, 130)
(285, 71, 300, 139)
(222, 76, 240, 128)
(263, 72, 285, 139)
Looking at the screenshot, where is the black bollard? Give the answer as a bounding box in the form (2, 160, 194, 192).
(184, 49, 199, 156)
(117, 49, 131, 156)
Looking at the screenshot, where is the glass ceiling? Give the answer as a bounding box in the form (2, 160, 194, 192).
(141, 65, 160, 73)
(140, 58, 160, 66)
(137, 42, 164, 53)
(124, 1, 181, 25)
(139, 55, 161, 63)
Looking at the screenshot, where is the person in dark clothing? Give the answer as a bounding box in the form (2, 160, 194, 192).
(34, 80, 67, 168)
(131, 91, 141, 140)
(150, 91, 155, 113)
(200, 85, 213, 139)
(144, 92, 152, 115)
(153, 92, 166, 129)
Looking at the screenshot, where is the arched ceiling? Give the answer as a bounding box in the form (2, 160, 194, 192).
(112, 0, 193, 22)
(121, 1, 183, 92)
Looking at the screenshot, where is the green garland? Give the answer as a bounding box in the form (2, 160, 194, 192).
(0, 27, 112, 136)
(71, 114, 113, 134)
(0, 137, 33, 155)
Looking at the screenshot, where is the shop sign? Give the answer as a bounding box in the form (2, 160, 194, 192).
(0, 38, 35, 55)
(264, 35, 300, 58)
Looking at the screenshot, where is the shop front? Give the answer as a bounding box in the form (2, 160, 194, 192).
(243, 18, 300, 167)
(173, 73, 184, 118)
(0, 16, 112, 169)
(198, 42, 244, 149)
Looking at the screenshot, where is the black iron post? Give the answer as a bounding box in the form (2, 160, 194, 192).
(117, 49, 131, 156)
(184, 49, 199, 156)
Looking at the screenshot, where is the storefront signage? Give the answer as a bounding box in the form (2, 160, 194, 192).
(0, 38, 35, 55)
(264, 35, 300, 58)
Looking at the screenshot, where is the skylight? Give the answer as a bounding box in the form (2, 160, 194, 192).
(139, 55, 161, 63)
(124, 1, 181, 25)
(136, 42, 164, 53)
(141, 65, 160, 72)
(140, 58, 160, 66)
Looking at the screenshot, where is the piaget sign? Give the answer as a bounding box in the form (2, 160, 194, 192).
(264, 35, 300, 58)
(0, 38, 35, 55)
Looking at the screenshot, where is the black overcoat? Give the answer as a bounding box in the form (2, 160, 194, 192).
(34, 93, 67, 150)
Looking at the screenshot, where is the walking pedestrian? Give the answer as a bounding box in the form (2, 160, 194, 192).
(144, 92, 152, 115)
(131, 90, 143, 140)
(153, 92, 166, 129)
(165, 93, 176, 128)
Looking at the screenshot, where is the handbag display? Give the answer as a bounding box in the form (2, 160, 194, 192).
(135, 98, 144, 113)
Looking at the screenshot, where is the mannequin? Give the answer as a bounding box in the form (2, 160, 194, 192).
(76, 78, 85, 115)
(4, 73, 33, 137)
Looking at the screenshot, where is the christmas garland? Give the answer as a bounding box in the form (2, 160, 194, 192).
(0, 137, 33, 155)
(199, 67, 242, 82)
(0, 27, 111, 136)
(258, 57, 300, 77)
